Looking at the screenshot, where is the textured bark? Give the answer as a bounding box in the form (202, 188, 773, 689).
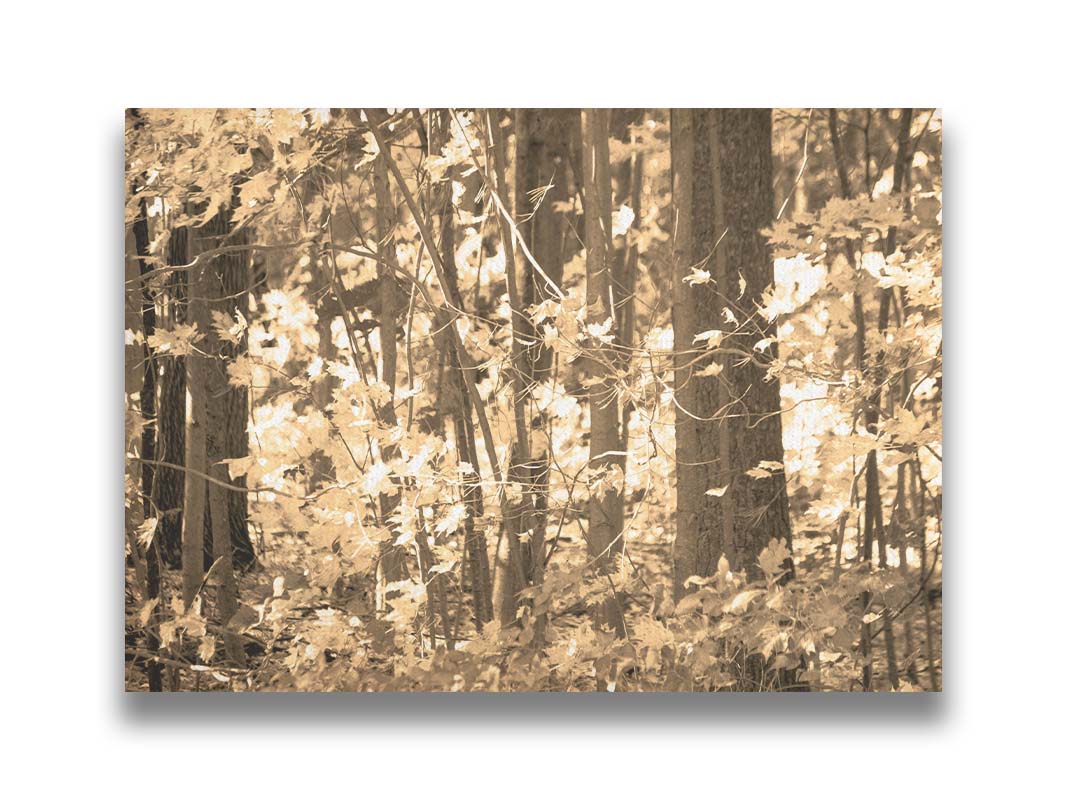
(181, 255, 208, 611)
(829, 108, 876, 689)
(515, 109, 572, 584)
(717, 110, 792, 576)
(612, 110, 642, 461)
(486, 109, 537, 625)
(431, 112, 493, 628)
(130, 179, 163, 692)
(134, 196, 157, 529)
(203, 261, 246, 666)
(154, 228, 188, 568)
(671, 110, 717, 596)
(370, 147, 410, 602)
(307, 254, 340, 490)
(672, 110, 792, 598)
(829, 108, 916, 690)
(211, 213, 256, 570)
(875, 108, 915, 690)
(365, 109, 522, 634)
(581, 109, 625, 635)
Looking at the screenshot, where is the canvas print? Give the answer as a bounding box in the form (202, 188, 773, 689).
(124, 109, 942, 692)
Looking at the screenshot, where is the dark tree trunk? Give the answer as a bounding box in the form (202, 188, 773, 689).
(154, 228, 188, 568)
(432, 111, 494, 629)
(611, 109, 642, 472)
(581, 108, 626, 637)
(716, 110, 793, 576)
(515, 109, 572, 584)
(672, 109, 793, 595)
(131, 180, 163, 693)
(204, 249, 247, 665)
(199, 209, 257, 570)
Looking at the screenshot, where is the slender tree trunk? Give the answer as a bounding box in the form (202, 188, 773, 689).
(429, 114, 493, 629)
(829, 108, 915, 690)
(371, 148, 409, 605)
(891, 460, 919, 685)
(203, 260, 246, 666)
(365, 108, 526, 633)
(514, 109, 573, 618)
(716, 110, 792, 576)
(876, 108, 915, 690)
(181, 251, 208, 611)
(672, 109, 792, 597)
(191, 208, 256, 571)
(485, 109, 539, 626)
(428, 111, 493, 629)
(612, 110, 642, 474)
(154, 228, 188, 568)
(830, 108, 877, 690)
(131, 184, 163, 692)
(581, 108, 625, 636)
(217, 216, 255, 570)
(308, 253, 340, 489)
(671, 109, 720, 596)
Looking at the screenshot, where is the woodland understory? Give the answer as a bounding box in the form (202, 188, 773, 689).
(124, 108, 942, 692)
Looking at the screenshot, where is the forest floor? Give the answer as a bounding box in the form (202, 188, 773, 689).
(125, 515, 941, 692)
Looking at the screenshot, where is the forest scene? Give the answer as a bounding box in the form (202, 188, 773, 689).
(123, 107, 942, 693)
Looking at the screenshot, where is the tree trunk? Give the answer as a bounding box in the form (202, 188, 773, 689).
(431, 111, 493, 629)
(611, 109, 642, 477)
(181, 252, 208, 611)
(717, 110, 792, 576)
(671, 109, 719, 596)
(371, 146, 409, 605)
(581, 108, 625, 636)
(672, 109, 792, 596)
(194, 209, 256, 570)
(131, 181, 163, 692)
(515, 109, 573, 597)
(204, 258, 246, 666)
(154, 228, 188, 568)
(485, 109, 538, 626)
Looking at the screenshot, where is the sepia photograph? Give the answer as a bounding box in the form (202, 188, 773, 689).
(124, 108, 942, 692)
(12, 2, 1067, 796)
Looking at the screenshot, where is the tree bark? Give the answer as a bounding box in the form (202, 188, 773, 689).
(131, 180, 163, 692)
(672, 109, 792, 598)
(178, 208, 258, 572)
(154, 228, 188, 568)
(370, 145, 409, 604)
(612, 110, 642, 472)
(515, 109, 573, 595)
(181, 253, 208, 611)
(671, 109, 719, 597)
(581, 109, 625, 636)
(717, 110, 792, 576)
(430, 111, 493, 629)
(203, 259, 246, 666)
(829, 108, 915, 690)
(486, 109, 538, 625)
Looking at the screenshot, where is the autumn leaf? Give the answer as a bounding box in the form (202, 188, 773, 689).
(147, 323, 202, 356)
(683, 268, 713, 286)
(585, 317, 614, 343)
(725, 590, 761, 614)
(611, 204, 635, 237)
(136, 517, 158, 549)
(695, 362, 724, 378)
(693, 329, 724, 346)
(434, 503, 467, 536)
